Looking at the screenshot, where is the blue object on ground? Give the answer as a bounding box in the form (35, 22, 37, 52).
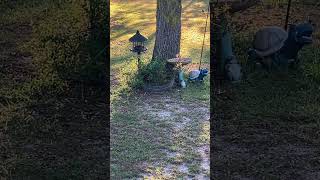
(179, 70, 186, 88)
(189, 68, 209, 82)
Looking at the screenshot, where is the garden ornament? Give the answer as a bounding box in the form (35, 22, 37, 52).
(225, 55, 242, 82)
(188, 5, 210, 83)
(167, 56, 191, 88)
(189, 69, 209, 81)
(219, 30, 242, 82)
(248, 21, 314, 71)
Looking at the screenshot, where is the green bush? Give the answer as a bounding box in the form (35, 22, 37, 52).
(139, 60, 174, 83)
(125, 59, 175, 89)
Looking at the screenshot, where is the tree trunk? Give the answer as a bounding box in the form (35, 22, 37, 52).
(152, 0, 182, 61)
(211, 2, 224, 88)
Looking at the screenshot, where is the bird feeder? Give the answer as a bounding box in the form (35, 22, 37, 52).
(129, 30, 148, 69)
(167, 56, 192, 88)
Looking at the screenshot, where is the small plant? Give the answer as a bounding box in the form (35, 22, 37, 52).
(127, 59, 174, 89)
(139, 59, 174, 84)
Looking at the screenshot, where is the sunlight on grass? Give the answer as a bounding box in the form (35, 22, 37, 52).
(110, 1, 210, 178)
(181, 77, 210, 102)
(111, 0, 210, 99)
(199, 121, 210, 144)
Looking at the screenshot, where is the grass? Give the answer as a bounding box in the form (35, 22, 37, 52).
(0, 1, 108, 179)
(212, 2, 320, 179)
(110, 100, 172, 179)
(111, 1, 211, 176)
(110, 0, 210, 101)
(181, 77, 210, 102)
(213, 69, 320, 178)
(111, 89, 210, 178)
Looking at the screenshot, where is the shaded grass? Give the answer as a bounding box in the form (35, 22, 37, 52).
(212, 10, 320, 178)
(2, 85, 109, 179)
(0, 2, 109, 179)
(213, 69, 320, 178)
(110, 97, 172, 179)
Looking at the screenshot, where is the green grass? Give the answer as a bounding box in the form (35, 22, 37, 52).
(111, 88, 210, 178)
(213, 69, 320, 178)
(212, 25, 320, 178)
(110, 104, 172, 179)
(111, 0, 210, 178)
(0, 1, 108, 179)
(181, 77, 210, 102)
(110, 0, 210, 101)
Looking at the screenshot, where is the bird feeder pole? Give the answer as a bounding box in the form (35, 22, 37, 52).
(285, 0, 292, 30)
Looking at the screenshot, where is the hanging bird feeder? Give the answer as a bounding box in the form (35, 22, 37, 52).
(129, 30, 148, 68)
(129, 30, 148, 55)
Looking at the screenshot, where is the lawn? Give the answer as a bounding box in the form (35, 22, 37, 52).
(212, 2, 320, 179)
(0, 2, 108, 179)
(110, 0, 210, 100)
(110, 0, 210, 179)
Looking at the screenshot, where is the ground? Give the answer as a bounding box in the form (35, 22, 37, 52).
(111, 91, 210, 179)
(212, 2, 320, 179)
(0, 3, 108, 179)
(110, 0, 210, 179)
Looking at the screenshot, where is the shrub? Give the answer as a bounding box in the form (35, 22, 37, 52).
(139, 60, 174, 83)
(124, 59, 175, 89)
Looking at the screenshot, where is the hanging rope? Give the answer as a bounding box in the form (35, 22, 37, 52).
(199, 4, 210, 70)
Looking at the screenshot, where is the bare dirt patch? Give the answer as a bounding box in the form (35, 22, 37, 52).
(135, 92, 210, 179)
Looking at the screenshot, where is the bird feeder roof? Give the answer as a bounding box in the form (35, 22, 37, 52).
(129, 30, 148, 42)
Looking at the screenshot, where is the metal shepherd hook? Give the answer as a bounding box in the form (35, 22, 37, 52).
(285, 0, 292, 30)
(199, 4, 210, 70)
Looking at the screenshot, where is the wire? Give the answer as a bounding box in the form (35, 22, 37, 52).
(199, 4, 210, 70)
(285, 0, 292, 30)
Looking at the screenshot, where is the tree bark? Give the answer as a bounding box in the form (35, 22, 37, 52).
(152, 0, 182, 61)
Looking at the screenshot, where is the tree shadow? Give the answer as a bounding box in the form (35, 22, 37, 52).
(182, 0, 197, 13)
(111, 0, 209, 41)
(110, 1, 156, 40)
